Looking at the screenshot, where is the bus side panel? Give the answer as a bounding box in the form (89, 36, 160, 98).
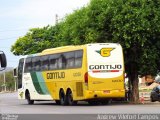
(20, 72, 53, 100)
(41, 48, 88, 101)
(42, 69, 86, 101)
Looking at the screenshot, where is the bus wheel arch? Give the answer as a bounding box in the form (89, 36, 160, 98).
(59, 88, 67, 105)
(66, 88, 77, 105)
(25, 89, 34, 105)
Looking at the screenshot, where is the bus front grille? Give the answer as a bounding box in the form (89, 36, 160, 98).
(76, 82, 83, 97)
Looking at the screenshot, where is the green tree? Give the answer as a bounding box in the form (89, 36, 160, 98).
(54, 7, 90, 45)
(11, 26, 58, 55)
(0, 71, 15, 91)
(0, 73, 4, 91)
(5, 71, 14, 91)
(57, 0, 160, 102)
(86, 0, 160, 102)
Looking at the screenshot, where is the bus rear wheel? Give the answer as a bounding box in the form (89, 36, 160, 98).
(59, 89, 67, 105)
(99, 100, 109, 105)
(26, 91, 34, 105)
(55, 100, 60, 105)
(66, 89, 77, 105)
(88, 100, 99, 105)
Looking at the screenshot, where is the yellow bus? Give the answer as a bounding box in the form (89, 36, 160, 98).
(17, 43, 125, 105)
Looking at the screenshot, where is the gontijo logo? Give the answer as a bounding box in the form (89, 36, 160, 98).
(96, 48, 115, 57)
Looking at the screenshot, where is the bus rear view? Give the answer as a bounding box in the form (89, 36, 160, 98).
(85, 43, 125, 103)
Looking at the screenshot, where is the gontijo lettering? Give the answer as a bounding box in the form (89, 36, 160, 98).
(47, 72, 65, 79)
(89, 64, 122, 70)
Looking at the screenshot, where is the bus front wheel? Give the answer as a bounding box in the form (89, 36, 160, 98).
(25, 91, 34, 105)
(55, 100, 60, 105)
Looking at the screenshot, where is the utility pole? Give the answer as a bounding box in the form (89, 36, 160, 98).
(14, 77, 17, 91)
(55, 14, 58, 25)
(3, 72, 6, 92)
(13, 68, 17, 91)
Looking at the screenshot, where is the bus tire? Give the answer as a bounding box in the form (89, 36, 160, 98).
(100, 100, 109, 105)
(88, 100, 99, 105)
(55, 100, 61, 105)
(59, 89, 67, 105)
(25, 91, 34, 105)
(66, 89, 77, 105)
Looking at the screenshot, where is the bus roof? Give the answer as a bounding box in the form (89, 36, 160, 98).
(41, 43, 120, 55)
(40, 45, 86, 55)
(23, 43, 121, 57)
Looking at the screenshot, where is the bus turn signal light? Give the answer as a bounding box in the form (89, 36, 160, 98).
(84, 72, 88, 85)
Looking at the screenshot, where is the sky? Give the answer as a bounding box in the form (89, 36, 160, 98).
(0, 0, 90, 68)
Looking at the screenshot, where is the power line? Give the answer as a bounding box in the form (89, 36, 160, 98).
(0, 28, 29, 33)
(0, 47, 10, 48)
(0, 37, 19, 40)
(8, 61, 19, 62)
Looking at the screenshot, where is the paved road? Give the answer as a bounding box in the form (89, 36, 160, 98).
(0, 92, 160, 120)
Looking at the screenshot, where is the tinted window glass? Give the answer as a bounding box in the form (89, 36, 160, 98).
(58, 55, 63, 69)
(18, 58, 24, 88)
(41, 55, 49, 71)
(64, 52, 75, 68)
(49, 54, 59, 70)
(23, 50, 83, 72)
(32, 56, 41, 71)
(75, 50, 83, 68)
(24, 57, 32, 73)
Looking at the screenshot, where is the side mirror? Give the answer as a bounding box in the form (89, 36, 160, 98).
(0, 51, 7, 68)
(13, 68, 17, 77)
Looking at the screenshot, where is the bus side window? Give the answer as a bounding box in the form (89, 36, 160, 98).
(65, 51, 75, 69)
(32, 56, 41, 71)
(49, 54, 58, 70)
(41, 55, 49, 71)
(58, 56, 63, 69)
(24, 57, 32, 73)
(61, 53, 67, 69)
(75, 50, 83, 68)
